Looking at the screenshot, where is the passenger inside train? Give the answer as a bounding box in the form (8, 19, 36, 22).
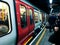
(20, 5, 27, 28)
(0, 3, 10, 36)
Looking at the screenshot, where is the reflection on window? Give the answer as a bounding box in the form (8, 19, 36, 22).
(20, 5, 27, 28)
(39, 13, 42, 22)
(29, 9, 34, 24)
(0, 2, 11, 36)
(34, 12, 38, 23)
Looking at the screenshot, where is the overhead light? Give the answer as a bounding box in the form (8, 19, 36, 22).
(49, 0, 53, 4)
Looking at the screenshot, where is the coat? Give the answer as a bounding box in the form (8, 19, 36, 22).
(48, 19, 60, 45)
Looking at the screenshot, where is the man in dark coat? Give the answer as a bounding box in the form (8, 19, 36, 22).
(48, 14, 56, 32)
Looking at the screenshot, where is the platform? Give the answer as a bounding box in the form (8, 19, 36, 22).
(39, 29, 54, 45)
(29, 29, 54, 45)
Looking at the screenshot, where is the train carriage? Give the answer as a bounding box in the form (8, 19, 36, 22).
(15, 0, 34, 44)
(0, 0, 47, 45)
(0, 0, 16, 45)
(0, 0, 34, 45)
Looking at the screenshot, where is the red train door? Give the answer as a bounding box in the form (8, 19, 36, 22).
(27, 7, 34, 33)
(15, 0, 29, 44)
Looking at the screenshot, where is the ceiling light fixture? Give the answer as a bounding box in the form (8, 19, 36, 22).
(49, 0, 53, 4)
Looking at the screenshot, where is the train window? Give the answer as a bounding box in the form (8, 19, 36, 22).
(39, 12, 42, 22)
(34, 12, 38, 23)
(29, 9, 34, 24)
(0, 2, 11, 36)
(20, 5, 27, 28)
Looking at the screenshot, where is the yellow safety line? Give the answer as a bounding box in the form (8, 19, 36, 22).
(24, 36, 33, 45)
(36, 28, 46, 45)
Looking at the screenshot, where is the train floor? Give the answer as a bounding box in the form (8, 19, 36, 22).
(39, 29, 54, 45)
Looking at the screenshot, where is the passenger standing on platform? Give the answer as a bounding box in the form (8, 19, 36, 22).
(53, 14, 60, 45)
(48, 14, 60, 45)
(48, 14, 56, 32)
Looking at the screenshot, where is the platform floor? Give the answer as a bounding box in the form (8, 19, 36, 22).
(39, 29, 54, 45)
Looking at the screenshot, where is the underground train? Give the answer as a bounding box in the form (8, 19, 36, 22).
(0, 0, 47, 45)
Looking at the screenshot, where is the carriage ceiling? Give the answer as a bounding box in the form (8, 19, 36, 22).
(24, 0, 60, 14)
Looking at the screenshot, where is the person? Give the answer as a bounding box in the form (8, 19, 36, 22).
(0, 8, 8, 35)
(0, 9, 8, 26)
(54, 15, 60, 45)
(48, 14, 56, 32)
(48, 15, 60, 45)
(21, 12, 27, 28)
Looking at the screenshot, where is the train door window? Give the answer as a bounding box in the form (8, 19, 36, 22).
(20, 5, 27, 28)
(34, 12, 38, 23)
(29, 9, 34, 24)
(0, 2, 11, 36)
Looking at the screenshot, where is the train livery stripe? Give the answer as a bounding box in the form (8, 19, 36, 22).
(24, 36, 33, 45)
(36, 28, 46, 45)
